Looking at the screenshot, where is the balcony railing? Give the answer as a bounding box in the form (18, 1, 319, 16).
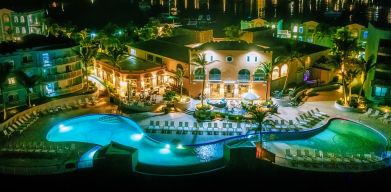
(47, 83, 83, 97)
(209, 74, 221, 81)
(238, 75, 250, 82)
(42, 56, 79, 66)
(44, 70, 82, 82)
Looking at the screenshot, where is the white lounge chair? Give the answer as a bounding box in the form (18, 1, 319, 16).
(364, 108, 373, 116)
(369, 110, 381, 118)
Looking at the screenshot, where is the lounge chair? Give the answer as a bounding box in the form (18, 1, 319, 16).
(364, 108, 373, 116)
(369, 110, 381, 118)
(183, 122, 189, 134)
(168, 121, 175, 134)
(315, 108, 330, 117)
(147, 120, 154, 132)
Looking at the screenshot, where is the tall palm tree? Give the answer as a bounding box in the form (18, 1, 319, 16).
(191, 53, 214, 108)
(257, 57, 279, 101)
(175, 68, 184, 100)
(331, 27, 358, 106)
(358, 55, 375, 98)
(73, 46, 97, 92)
(0, 63, 13, 120)
(244, 103, 277, 138)
(15, 71, 41, 107)
(344, 69, 360, 101)
(98, 46, 129, 70)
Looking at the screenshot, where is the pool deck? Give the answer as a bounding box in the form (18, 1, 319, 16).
(1, 95, 391, 174)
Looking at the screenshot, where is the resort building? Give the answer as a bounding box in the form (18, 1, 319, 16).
(364, 23, 391, 105)
(0, 8, 46, 42)
(96, 27, 329, 100)
(0, 34, 82, 110)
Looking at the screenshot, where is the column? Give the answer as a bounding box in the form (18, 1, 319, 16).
(234, 83, 239, 98)
(151, 72, 157, 88)
(220, 82, 225, 98)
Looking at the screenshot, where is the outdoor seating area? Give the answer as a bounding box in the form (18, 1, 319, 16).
(263, 108, 329, 132)
(364, 108, 391, 124)
(1, 96, 99, 139)
(2, 111, 40, 137)
(284, 148, 387, 171)
(146, 120, 245, 136)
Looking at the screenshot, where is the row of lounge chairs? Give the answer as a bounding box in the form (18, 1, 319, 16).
(0, 141, 76, 157)
(146, 121, 244, 136)
(364, 108, 391, 124)
(39, 97, 97, 116)
(285, 148, 385, 170)
(2, 111, 40, 137)
(263, 108, 329, 132)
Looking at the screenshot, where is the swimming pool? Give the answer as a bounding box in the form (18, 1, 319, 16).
(46, 114, 224, 167)
(266, 119, 389, 156)
(46, 115, 389, 173)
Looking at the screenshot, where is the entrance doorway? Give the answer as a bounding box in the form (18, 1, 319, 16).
(225, 84, 234, 98)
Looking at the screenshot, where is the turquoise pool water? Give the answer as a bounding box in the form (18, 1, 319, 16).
(46, 115, 388, 169)
(267, 119, 388, 155)
(46, 114, 223, 167)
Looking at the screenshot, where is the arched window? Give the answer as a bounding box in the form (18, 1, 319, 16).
(272, 66, 280, 80)
(21, 27, 26, 34)
(176, 64, 184, 72)
(281, 64, 288, 77)
(2, 15, 10, 22)
(254, 68, 266, 81)
(194, 68, 204, 80)
(209, 68, 221, 80)
(20, 16, 25, 23)
(238, 69, 250, 82)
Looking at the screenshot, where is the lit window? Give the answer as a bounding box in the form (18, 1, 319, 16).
(307, 38, 313, 43)
(21, 27, 26, 34)
(226, 56, 233, 62)
(363, 31, 368, 39)
(14, 16, 18, 22)
(299, 27, 303, 33)
(280, 64, 288, 77)
(375, 87, 388, 97)
(8, 77, 16, 85)
(293, 26, 298, 33)
(20, 16, 24, 23)
(130, 49, 136, 56)
(272, 66, 280, 80)
(15, 27, 20, 34)
(298, 36, 303, 41)
(28, 15, 33, 23)
(42, 53, 51, 66)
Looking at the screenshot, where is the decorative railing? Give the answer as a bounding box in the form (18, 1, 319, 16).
(44, 70, 82, 82)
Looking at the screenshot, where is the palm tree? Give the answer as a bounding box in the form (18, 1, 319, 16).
(98, 46, 129, 70)
(0, 63, 13, 120)
(244, 103, 277, 138)
(358, 55, 375, 98)
(15, 71, 41, 107)
(73, 46, 97, 93)
(331, 27, 358, 106)
(257, 57, 279, 101)
(344, 69, 360, 101)
(175, 68, 184, 100)
(191, 53, 214, 108)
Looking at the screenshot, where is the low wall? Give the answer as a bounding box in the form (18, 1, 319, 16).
(334, 102, 365, 113)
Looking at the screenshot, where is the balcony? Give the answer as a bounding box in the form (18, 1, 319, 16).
(46, 83, 83, 97)
(44, 70, 82, 82)
(42, 56, 79, 67)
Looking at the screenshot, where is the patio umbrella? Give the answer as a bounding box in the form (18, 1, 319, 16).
(241, 92, 260, 104)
